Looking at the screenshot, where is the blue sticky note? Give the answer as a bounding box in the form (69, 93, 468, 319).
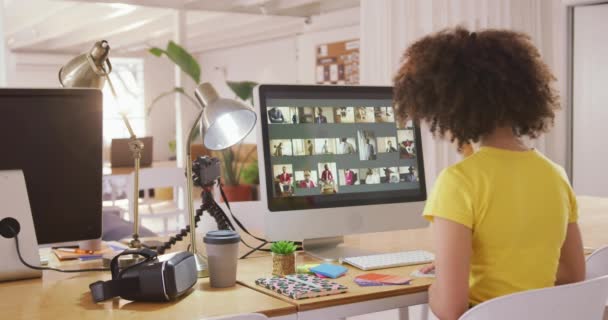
(309, 264, 348, 279)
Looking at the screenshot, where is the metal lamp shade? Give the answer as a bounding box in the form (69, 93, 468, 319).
(195, 83, 257, 151)
(58, 40, 111, 89)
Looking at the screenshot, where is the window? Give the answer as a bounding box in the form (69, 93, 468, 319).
(102, 58, 145, 146)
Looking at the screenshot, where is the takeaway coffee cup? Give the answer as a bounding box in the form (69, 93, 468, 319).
(204, 230, 241, 288)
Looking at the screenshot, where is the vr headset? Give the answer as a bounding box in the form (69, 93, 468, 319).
(90, 248, 197, 302)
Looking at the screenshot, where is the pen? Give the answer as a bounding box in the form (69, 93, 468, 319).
(55, 248, 96, 254)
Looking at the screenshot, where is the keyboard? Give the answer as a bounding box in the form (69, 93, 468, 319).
(342, 250, 435, 271)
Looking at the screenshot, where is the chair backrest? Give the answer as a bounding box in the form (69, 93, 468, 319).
(459, 275, 608, 320)
(587, 245, 608, 279)
(204, 313, 268, 320)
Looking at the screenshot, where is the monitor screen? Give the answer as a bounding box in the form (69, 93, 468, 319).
(258, 85, 426, 212)
(0, 89, 102, 244)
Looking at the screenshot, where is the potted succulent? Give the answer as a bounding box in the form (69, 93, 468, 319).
(270, 241, 297, 276)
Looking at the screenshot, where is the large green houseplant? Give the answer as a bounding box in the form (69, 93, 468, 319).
(147, 41, 259, 201)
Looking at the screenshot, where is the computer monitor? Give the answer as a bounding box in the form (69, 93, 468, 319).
(0, 88, 103, 246)
(254, 85, 428, 260)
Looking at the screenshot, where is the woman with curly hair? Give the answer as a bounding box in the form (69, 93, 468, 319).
(393, 27, 584, 319)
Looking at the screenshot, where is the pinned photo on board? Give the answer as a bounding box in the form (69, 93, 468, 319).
(270, 139, 293, 157)
(334, 107, 355, 123)
(318, 162, 338, 194)
(357, 130, 377, 161)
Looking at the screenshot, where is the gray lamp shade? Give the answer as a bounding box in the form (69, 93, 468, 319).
(195, 83, 257, 150)
(58, 40, 111, 89)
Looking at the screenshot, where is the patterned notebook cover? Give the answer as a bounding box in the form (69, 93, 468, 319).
(255, 274, 348, 300)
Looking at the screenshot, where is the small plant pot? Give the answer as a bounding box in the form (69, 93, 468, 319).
(272, 252, 296, 276)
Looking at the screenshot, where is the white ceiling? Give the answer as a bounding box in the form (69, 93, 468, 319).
(2, 0, 359, 55)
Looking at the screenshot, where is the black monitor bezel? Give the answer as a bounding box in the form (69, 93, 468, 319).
(258, 84, 427, 212)
(0, 88, 103, 244)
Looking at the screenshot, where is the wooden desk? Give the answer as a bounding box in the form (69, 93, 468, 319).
(238, 253, 432, 320)
(0, 267, 296, 320)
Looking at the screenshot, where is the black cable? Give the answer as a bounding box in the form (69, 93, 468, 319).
(14, 235, 109, 273)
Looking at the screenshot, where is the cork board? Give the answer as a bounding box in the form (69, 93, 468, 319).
(315, 39, 359, 85)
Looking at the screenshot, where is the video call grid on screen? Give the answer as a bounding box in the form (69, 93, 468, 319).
(264, 98, 421, 200)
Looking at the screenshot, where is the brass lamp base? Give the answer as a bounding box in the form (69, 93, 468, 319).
(194, 252, 210, 278)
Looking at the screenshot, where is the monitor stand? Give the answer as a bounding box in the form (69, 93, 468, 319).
(303, 236, 377, 262)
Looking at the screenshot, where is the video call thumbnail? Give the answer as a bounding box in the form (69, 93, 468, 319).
(295, 170, 318, 189)
(337, 166, 419, 186)
(273, 164, 294, 196)
(397, 129, 416, 159)
(374, 107, 395, 123)
(267, 104, 420, 198)
(268, 106, 401, 126)
(271, 139, 293, 157)
(357, 130, 377, 161)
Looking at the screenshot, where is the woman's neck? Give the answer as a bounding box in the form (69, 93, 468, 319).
(479, 127, 529, 151)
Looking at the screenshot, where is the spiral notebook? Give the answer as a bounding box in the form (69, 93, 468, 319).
(255, 274, 348, 300)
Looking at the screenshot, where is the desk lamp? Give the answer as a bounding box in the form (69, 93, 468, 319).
(59, 40, 145, 248)
(188, 83, 257, 277)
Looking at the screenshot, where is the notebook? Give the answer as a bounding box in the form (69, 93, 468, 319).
(354, 273, 412, 286)
(255, 274, 348, 300)
(309, 263, 348, 278)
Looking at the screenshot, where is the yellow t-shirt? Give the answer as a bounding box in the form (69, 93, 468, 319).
(424, 146, 578, 306)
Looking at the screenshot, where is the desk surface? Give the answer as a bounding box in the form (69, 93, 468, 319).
(1, 196, 607, 319)
(0, 267, 296, 319)
(237, 253, 433, 312)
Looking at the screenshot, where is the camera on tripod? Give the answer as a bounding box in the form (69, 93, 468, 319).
(192, 156, 221, 188)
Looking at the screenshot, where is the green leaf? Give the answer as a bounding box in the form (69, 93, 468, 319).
(270, 240, 296, 254)
(148, 47, 164, 57)
(227, 81, 258, 103)
(149, 41, 201, 84)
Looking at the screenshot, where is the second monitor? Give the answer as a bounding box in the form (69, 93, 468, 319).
(255, 85, 428, 260)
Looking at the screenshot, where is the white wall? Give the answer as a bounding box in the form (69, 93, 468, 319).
(572, 3, 608, 197)
(198, 10, 359, 144)
(144, 54, 178, 162)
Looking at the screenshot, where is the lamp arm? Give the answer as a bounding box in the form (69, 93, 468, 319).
(186, 109, 205, 255)
(105, 74, 143, 248)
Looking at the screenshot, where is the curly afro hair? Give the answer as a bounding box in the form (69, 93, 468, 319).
(393, 27, 559, 147)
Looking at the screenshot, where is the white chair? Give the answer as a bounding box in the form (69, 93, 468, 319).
(458, 275, 608, 320)
(126, 167, 187, 235)
(587, 245, 608, 279)
(204, 313, 268, 320)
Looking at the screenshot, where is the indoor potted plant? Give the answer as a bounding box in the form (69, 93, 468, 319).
(219, 145, 257, 202)
(270, 240, 297, 276)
